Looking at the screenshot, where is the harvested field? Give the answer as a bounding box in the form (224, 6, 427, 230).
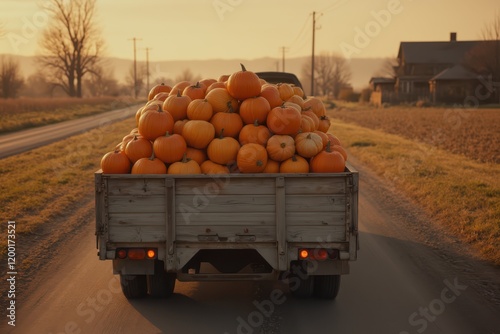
(330, 104, 500, 164)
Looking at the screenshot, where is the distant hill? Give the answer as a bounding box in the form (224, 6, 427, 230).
(2, 54, 386, 91)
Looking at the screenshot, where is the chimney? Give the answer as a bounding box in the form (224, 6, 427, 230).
(450, 32, 457, 42)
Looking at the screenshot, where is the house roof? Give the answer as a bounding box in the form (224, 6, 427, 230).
(397, 41, 484, 64)
(369, 77, 396, 84)
(430, 64, 478, 81)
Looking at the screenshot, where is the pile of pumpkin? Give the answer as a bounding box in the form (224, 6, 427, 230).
(100, 64, 347, 174)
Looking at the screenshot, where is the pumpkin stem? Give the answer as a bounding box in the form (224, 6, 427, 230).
(156, 104, 162, 112)
(149, 150, 156, 161)
(181, 153, 191, 163)
(280, 142, 286, 148)
(161, 82, 165, 85)
(292, 155, 298, 162)
(227, 102, 235, 113)
(194, 81, 200, 88)
(164, 131, 171, 137)
(326, 141, 332, 153)
(256, 160, 263, 167)
(177, 89, 182, 97)
(306, 133, 312, 139)
(219, 128, 225, 139)
(253, 119, 260, 127)
(240, 63, 247, 72)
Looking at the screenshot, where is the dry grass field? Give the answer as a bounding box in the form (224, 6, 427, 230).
(328, 104, 500, 265)
(331, 103, 500, 164)
(0, 96, 140, 134)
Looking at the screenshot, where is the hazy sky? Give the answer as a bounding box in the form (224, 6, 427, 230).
(0, 0, 498, 61)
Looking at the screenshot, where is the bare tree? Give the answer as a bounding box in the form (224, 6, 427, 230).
(301, 52, 351, 98)
(0, 56, 24, 98)
(175, 68, 201, 83)
(126, 64, 146, 97)
(37, 0, 103, 97)
(84, 64, 119, 96)
(464, 11, 500, 102)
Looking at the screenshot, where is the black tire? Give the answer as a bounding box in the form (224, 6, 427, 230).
(314, 275, 341, 299)
(289, 274, 314, 298)
(147, 261, 176, 298)
(120, 274, 147, 299)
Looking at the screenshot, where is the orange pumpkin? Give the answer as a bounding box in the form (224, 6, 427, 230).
(210, 109, 243, 139)
(163, 90, 192, 121)
(280, 155, 309, 173)
(318, 115, 331, 133)
(199, 78, 217, 88)
(295, 132, 324, 158)
(182, 81, 207, 100)
(169, 81, 191, 96)
(266, 104, 301, 136)
(131, 152, 167, 174)
(167, 154, 201, 174)
(207, 129, 241, 165)
(266, 135, 295, 162)
(206, 81, 226, 94)
(138, 105, 175, 141)
(313, 130, 329, 148)
(277, 83, 295, 101)
(309, 142, 345, 173)
(304, 97, 326, 117)
(201, 160, 230, 174)
(238, 120, 271, 146)
(237, 143, 268, 173)
(239, 96, 271, 125)
(187, 99, 213, 121)
(331, 144, 348, 161)
(148, 83, 172, 101)
(262, 159, 280, 173)
(218, 74, 230, 82)
(125, 135, 153, 163)
(226, 63, 261, 100)
(101, 150, 131, 174)
(260, 84, 283, 108)
(302, 110, 320, 130)
(153, 132, 187, 163)
(173, 119, 189, 135)
(299, 115, 316, 133)
(287, 95, 304, 109)
(182, 120, 215, 149)
(205, 87, 239, 113)
(293, 86, 305, 98)
(185, 147, 207, 165)
(326, 133, 342, 147)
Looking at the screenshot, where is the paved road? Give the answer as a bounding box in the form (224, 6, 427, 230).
(0, 104, 140, 159)
(4, 161, 500, 334)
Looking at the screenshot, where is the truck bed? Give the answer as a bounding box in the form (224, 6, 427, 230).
(95, 165, 358, 272)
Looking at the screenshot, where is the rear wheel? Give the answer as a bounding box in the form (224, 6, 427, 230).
(148, 261, 176, 298)
(313, 275, 341, 299)
(289, 274, 314, 298)
(120, 274, 147, 299)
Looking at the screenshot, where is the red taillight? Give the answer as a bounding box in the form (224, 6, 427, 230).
(298, 248, 337, 261)
(116, 248, 157, 260)
(117, 249, 127, 259)
(127, 249, 146, 260)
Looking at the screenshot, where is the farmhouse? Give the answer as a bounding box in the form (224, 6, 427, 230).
(370, 33, 499, 105)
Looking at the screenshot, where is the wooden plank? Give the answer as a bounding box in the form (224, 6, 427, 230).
(286, 195, 346, 212)
(109, 226, 165, 243)
(285, 177, 346, 195)
(175, 178, 276, 195)
(107, 178, 165, 196)
(287, 226, 346, 242)
(175, 194, 275, 214)
(176, 212, 275, 226)
(108, 213, 165, 226)
(275, 177, 287, 270)
(286, 212, 346, 226)
(176, 225, 276, 242)
(107, 195, 165, 213)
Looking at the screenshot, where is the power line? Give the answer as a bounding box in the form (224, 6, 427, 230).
(289, 14, 312, 49)
(279, 46, 289, 72)
(320, 0, 348, 15)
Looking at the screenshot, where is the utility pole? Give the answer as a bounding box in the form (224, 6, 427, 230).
(279, 46, 289, 72)
(311, 11, 316, 96)
(144, 47, 152, 93)
(128, 37, 142, 99)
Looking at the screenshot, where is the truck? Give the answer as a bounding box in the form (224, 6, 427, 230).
(95, 167, 358, 299)
(95, 74, 359, 300)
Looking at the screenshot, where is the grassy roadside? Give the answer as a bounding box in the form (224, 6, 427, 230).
(0, 116, 137, 255)
(0, 97, 143, 134)
(328, 115, 500, 266)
